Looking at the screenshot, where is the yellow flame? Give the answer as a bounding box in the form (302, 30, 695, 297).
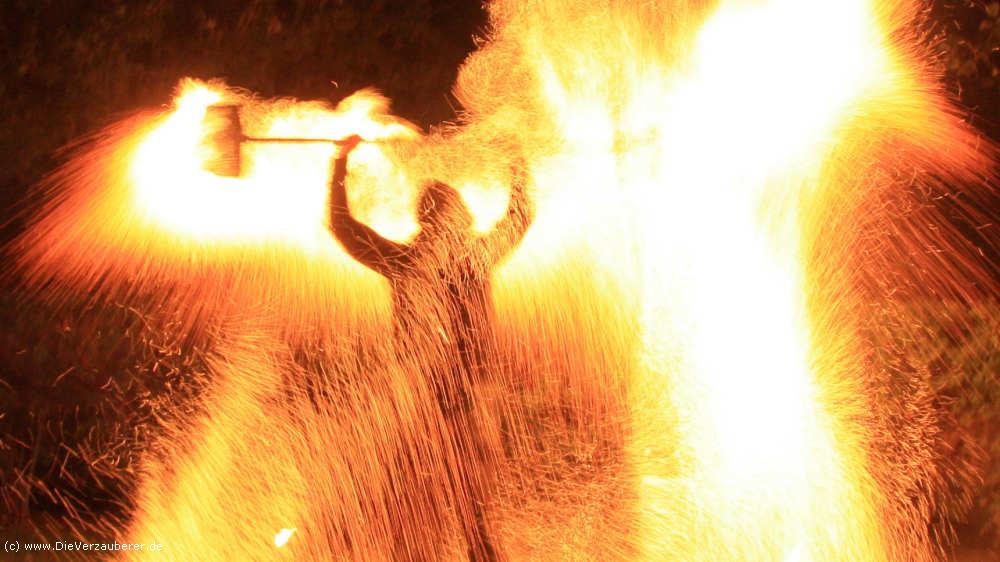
(130, 81, 419, 250)
(516, 0, 901, 559)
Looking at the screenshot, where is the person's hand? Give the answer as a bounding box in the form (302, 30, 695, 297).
(336, 134, 363, 154)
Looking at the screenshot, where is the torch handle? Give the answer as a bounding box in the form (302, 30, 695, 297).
(242, 135, 355, 145)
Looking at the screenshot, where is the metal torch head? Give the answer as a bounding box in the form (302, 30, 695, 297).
(200, 104, 245, 177)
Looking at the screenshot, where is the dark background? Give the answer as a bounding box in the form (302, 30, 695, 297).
(0, 0, 998, 554)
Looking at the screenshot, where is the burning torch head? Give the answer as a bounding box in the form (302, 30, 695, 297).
(200, 104, 245, 178)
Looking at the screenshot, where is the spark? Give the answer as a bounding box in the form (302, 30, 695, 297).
(274, 527, 296, 548)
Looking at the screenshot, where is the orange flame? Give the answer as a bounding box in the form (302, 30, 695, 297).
(130, 81, 419, 248)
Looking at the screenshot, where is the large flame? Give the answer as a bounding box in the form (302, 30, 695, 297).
(9, 0, 997, 560)
(130, 81, 419, 248)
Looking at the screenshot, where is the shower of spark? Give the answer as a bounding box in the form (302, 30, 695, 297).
(7, 0, 997, 561)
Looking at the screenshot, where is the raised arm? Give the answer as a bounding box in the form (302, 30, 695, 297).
(329, 136, 410, 276)
(478, 163, 535, 267)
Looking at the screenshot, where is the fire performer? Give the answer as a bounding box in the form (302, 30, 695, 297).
(328, 135, 533, 561)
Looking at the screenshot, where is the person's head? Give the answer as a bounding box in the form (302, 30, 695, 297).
(416, 181, 473, 236)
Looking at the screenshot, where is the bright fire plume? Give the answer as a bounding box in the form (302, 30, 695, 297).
(7, 0, 997, 561)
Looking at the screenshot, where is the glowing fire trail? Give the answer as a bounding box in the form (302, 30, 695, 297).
(6, 0, 998, 560)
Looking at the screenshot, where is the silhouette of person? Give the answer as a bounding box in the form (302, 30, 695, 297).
(328, 135, 533, 562)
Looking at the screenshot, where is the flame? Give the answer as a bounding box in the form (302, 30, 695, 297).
(502, 0, 895, 556)
(9, 0, 996, 560)
(130, 81, 419, 249)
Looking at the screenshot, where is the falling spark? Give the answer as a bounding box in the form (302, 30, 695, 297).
(274, 527, 296, 548)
